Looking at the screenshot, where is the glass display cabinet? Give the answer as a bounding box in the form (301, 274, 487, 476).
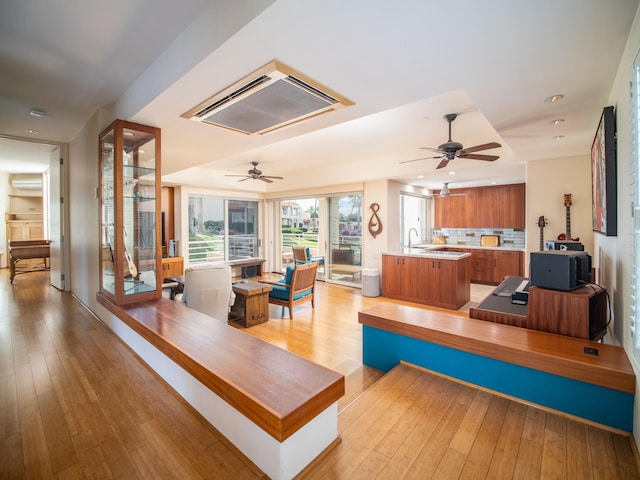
(99, 120, 161, 305)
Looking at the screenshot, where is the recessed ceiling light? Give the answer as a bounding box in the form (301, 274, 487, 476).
(549, 119, 565, 125)
(29, 108, 46, 117)
(25, 129, 38, 134)
(544, 94, 564, 103)
(449, 171, 456, 175)
(418, 175, 424, 179)
(553, 135, 565, 140)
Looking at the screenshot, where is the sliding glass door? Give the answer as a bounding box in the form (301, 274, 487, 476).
(326, 193, 362, 287)
(279, 197, 325, 279)
(276, 192, 363, 287)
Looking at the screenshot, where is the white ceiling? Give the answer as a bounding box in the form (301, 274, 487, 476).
(0, 0, 638, 192)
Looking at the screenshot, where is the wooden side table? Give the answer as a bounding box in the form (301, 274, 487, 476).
(161, 256, 184, 281)
(229, 281, 272, 327)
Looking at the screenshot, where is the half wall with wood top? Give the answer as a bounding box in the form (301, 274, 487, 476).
(359, 302, 635, 432)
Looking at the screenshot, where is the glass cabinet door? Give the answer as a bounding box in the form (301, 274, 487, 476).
(99, 120, 161, 305)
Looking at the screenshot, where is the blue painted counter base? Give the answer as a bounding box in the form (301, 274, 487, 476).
(363, 325, 633, 431)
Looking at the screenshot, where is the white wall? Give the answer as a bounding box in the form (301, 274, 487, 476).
(362, 179, 388, 272)
(526, 155, 593, 275)
(68, 111, 102, 309)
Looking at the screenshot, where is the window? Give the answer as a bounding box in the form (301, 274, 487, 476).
(401, 192, 429, 247)
(188, 195, 258, 264)
(631, 50, 640, 364)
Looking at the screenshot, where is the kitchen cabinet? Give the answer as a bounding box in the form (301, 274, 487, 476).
(382, 253, 470, 309)
(470, 250, 494, 284)
(420, 257, 460, 308)
(99, 119, 162, 305)
(475, 187, 498, 227)
(499, 183, 526, 228)
(381, 254, 420, 300)
(492, 250, 522, 284)
(446, 247, 523, 285)
(434, 183, 525, 229)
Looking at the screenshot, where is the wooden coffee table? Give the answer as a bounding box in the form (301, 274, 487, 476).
(229, 280, 272, 327)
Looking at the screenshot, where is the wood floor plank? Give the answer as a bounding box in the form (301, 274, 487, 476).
(37, 389, 78, 474)
(322, 366, 427, 478)
(373, 367, 439, 459)
(376, 375, 459, 479)
(512, 406, 546, 480)
(565, 419, 592, 479)
(540, 411, 568, 479)
(21, 412, 55, 479)
(588, 424, 621, 479)
(457, 395, 509, 479)
(448, 388, 492, 456)
(404, 383, 469, 478)
(612, 434, 640, 479)
(485, 400, 527, 478)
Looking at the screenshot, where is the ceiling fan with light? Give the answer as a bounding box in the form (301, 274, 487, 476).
(401, 113, 501, 169)
(225, 161, 284, 183)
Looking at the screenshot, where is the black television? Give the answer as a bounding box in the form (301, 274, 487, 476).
(530, 251, 592, 291)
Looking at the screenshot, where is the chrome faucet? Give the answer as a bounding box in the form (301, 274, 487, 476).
(408, 227, 419, 248)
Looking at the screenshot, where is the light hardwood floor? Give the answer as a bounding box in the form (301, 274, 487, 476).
(1, 270, 638, 479)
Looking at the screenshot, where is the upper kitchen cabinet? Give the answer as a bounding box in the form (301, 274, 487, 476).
(498, 183, 525, 229)
(99, 120, 162, 305)
(434, 183, 525, 229)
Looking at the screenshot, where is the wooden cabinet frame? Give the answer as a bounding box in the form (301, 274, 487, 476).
(99, 119, 162, 305)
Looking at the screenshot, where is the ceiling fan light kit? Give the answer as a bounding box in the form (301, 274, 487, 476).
(436, 182, 465, 197)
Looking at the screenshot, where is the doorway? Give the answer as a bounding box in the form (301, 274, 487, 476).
(277, 193, 363, 287)
(0, 136, 69, 290)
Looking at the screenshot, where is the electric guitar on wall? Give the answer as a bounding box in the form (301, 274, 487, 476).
(557, 194, 580, 242)
(537, 215, 547, 251)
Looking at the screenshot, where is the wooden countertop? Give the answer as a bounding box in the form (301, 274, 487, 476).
(97, 293, 344, 442)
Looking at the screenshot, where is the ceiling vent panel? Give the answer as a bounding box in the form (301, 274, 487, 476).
(182, 60, 354, 135)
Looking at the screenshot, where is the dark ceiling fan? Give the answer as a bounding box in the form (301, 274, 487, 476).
(225, 161, 284, 183)
(401, 113, 501, 169)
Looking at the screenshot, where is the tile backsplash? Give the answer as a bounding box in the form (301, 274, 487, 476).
(430, 228, 526, 249)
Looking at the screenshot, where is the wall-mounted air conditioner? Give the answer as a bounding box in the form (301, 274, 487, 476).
(11, 177, 43, 190)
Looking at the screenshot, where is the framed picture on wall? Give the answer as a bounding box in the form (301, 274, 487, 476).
(591, 105, 617, 236)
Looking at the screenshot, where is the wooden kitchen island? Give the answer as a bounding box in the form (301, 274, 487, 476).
(381, 250, 471, 310)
